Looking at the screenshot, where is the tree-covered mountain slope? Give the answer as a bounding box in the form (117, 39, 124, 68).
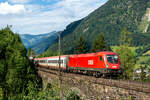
(47, 0, 150, 54)
(20, 31, 57, 54)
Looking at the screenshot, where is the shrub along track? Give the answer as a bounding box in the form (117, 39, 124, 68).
(36, 66, 150, 94)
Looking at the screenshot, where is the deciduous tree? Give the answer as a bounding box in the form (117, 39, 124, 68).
(116, 28, 135, 79)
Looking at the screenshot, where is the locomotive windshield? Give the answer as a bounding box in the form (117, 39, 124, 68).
(106, 55, 119, 64)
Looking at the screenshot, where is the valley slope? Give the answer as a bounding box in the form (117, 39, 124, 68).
(20, 31, 57, 54)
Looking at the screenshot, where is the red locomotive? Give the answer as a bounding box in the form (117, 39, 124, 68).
(34, 51, 122, 76)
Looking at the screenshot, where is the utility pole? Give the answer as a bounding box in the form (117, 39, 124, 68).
(58, 32, 63, 100)
(58, 32, 61, 76)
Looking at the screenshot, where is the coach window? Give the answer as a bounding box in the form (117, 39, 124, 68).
(60, 60, 63, 64)
(48, 60, 52, 63)
(100, 56, 103, 61)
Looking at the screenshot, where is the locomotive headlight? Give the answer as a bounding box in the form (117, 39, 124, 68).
(106, 64, 109, 68)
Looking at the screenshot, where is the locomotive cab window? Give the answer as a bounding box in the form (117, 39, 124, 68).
(107, 55, 119, 64)
(100, 56, 103, 61)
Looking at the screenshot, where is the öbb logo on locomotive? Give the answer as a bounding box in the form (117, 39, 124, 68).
(88, 60, 94, 65)
(34, 51, 122, 75)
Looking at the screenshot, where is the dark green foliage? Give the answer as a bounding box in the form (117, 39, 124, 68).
(91, 33, 107, 52)
(74, 36, 88, 54)
(23, 83, 60, 100)
(139, 65, 147, 81)
(66, 91, 81, 100)
(136, 44, 150, 56)
(23, 82, 82, 100)
(47, 0, 150, 54)
(131, 33, 150, 46)
(38, 50, 58, 57)
(0, 27, 39, 99)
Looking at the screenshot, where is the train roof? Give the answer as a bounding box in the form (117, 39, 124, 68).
(69, 51, 118, 57)
(96, 51, 118, 55)
(34, 51, 118, 60)
(34, 55, 68, 60)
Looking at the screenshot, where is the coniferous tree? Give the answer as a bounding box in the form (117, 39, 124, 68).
(74, 36, 88, 54)
(91, 33, 107, 52)
(0, 27, 39, 99)
(116, 28, 135, 79)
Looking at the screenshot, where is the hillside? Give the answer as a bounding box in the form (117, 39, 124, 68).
(20, 31, 57, 54)
(47, 0, 150, 54)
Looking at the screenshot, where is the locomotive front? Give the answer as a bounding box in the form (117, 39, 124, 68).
(104, 53, 122, 74)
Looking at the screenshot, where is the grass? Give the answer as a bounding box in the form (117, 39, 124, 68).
(143, 50, 150, 55)
(137, 55, 150, 64)
(135, 55, 150, 68)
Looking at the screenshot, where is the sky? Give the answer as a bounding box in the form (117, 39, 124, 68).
(0, 0, 108, 34)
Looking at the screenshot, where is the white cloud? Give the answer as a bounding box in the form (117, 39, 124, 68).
(8, 0, 31, 4)
(0, 0, 108, 34)
(0, 2, 26, 14)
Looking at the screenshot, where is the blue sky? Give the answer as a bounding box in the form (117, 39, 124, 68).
(0, 0, 108, 34)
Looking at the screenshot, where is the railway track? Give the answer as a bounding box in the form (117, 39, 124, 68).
(36, 66, 150, 94)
